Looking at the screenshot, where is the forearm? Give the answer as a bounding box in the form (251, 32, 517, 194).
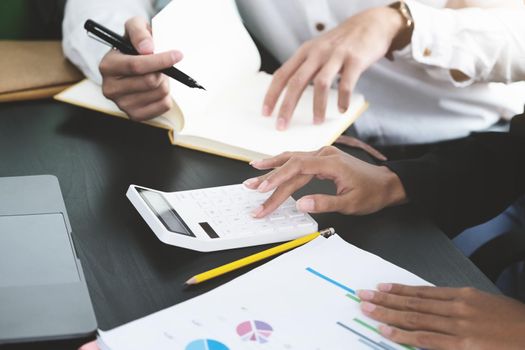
(399, 1, 525, 85)
(62, 0, 154, 83)
(385, 132, 525, 236)
(446, 0, 523, 9)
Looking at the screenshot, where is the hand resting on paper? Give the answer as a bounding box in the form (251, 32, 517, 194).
(78, 340, 99, 350)
(244, 146, 406, 218)
(358, 283, 525, 350)
(99, 17, 182, 121)
(262, 6, 410, 130)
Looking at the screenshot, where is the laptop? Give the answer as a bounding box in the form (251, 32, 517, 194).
(0, 175, 97, 344)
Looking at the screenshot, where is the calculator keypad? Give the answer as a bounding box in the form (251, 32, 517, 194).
(181, 185, 317, 238)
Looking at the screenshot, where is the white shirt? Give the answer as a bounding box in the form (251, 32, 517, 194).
(63, 0, 525, 145)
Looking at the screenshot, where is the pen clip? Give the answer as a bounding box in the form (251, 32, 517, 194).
(87, 31, 113, 49)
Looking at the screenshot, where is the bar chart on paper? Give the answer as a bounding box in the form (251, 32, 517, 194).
(97, 235, 428, 350)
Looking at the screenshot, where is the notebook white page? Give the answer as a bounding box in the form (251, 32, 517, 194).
(98, 235, 427, 350)
(152, 0, 261, 119)
(185, 72, 365, 155)
(153, 0, 366, 156)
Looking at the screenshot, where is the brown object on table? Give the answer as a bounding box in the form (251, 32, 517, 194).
(0, 40, 84, 102)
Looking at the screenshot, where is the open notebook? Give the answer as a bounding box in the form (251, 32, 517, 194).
(96, 234, 427, 350)
(55, 0, 367, 162)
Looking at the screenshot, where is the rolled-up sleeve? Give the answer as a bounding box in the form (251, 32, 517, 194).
(396, 1, 525, 86)
(62, 0, 154, 84)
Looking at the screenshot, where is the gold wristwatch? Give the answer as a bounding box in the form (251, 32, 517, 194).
(386, 1, 414, 61)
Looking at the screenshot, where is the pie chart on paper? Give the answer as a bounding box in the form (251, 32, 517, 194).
(185, 339, 229, 350)
(236, 320, 273, 343)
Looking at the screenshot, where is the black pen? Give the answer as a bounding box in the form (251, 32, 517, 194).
(84, 19, 205, 90)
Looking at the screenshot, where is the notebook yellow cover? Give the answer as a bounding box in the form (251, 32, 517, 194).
(55, 0, 367, 162)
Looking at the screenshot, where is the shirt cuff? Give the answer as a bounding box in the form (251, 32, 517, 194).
(62, 0, 154, 84)
(402, 0, 478, 87)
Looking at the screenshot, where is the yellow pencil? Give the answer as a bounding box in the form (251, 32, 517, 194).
(185, 227, 335, 285)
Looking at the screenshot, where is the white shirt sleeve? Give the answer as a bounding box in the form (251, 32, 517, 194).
(397, 1, 525, 86)
(62, 0, 155, 84)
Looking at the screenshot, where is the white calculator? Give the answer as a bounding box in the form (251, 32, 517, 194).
(127, 184, 318, 252)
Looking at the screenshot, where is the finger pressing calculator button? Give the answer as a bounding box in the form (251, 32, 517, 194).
(136, 184, 320, 250)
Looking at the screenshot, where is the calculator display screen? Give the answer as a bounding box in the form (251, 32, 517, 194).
(136, 188, 195, 237)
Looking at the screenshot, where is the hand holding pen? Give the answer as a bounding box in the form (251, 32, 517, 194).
(87, 17, 204, 121)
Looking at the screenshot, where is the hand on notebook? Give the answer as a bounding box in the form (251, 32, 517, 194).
(99, 17, 182, 121)
(245, 146, 406, 218)
(262, 6, 408, 130)
(358, 283, 525, 350)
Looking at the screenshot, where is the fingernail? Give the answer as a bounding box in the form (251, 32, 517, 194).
(379, 325, 393, 337)
(257, 180, 270, 192)
(378, 283, 392, 292)
(360, 302, 376, 313)
(338, 105, 347, 114)
(171, 50, 183, 62)
(251, 205, 264, 218)
(357, 290, 375, 301)
(137, 39, 154, 54)
(296, 198, 315, 212)
(243, 178, 258, 187)
(262, 105, 271, 116)
(313, 117, 323, 125)
(249, 160, 261, 167)
(277, 118, 287, 131)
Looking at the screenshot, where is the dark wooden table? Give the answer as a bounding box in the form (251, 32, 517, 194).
(0, 100, 498, 349)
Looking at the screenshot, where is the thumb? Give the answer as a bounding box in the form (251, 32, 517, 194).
(125, 17, 154, 54)
(296, 194, 345, 214)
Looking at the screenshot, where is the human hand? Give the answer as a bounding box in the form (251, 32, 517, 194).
(334, 135, 387, 161)
(358, 284, 525, 350)
(99, 17, 182, 121)
(243, 146, 406, 218)
(262, 6, 406, 130)
(78, 340, 99, 350)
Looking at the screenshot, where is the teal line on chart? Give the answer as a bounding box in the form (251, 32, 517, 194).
(305, 267, 356, 294)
